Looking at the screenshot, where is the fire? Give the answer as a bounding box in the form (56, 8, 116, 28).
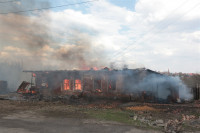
(32, 73, 36, 77)
(109, 84, 112, 89)
(96, 89, 102, 92)
(17, 88, 37, 94)
(63, 79, 82, 91)
(75, 79, 82, 90)
(81, 66, 100, 71)
(17, 81, 38, 94)
(93, 67, 98, 71)
(31, 90, 37, 94)
(63, 79, 70, 90)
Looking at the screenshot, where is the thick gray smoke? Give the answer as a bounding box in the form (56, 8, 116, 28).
(54, 31, 107, 70)
(0, 0, 107, 91)
(0, 7, 51, 50)
(124, 71, 193, 101)
(0, 0, 52, 70)
(0, 1, 194, 99)
(0, 62, 31, 91)
(0, 1, 107, 70)
(139, 74, 193, 100)
(0, 0, 51, 91)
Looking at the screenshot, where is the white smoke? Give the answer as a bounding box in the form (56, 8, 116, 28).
(0, 62, 31, 91)
(125, 71, 193, 101)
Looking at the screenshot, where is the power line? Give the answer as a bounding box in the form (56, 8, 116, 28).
(0, 0, 99, 14)
(107, 0, 190, 60)
(108, 1, 200, 62)
(0, 0, 18, 4)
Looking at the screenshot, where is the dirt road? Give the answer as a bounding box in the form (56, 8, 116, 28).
(0, 100, 200, 133)
(0, 111, 160, 133)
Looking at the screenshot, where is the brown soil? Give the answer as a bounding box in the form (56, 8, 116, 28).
(0, 100, 200, 132)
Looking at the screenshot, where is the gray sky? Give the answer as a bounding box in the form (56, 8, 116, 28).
(0, 0, 199, 73)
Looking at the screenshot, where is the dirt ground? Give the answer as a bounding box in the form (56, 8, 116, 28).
(0, 100, 200, 133)
(0, 112, 161, 133)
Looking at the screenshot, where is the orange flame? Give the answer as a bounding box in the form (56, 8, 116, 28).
(75, 79, 82, 90)
(96, 89, 102, 92)
(63, 79, 70, 90)
(93, 67, 98, 70)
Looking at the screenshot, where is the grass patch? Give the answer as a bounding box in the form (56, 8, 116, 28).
(87, 109, 132, 123)
(84, 108, 160, 130)
(36, 103, 160, 130)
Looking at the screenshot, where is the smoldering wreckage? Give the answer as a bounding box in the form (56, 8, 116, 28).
(16, 67, 195, 103)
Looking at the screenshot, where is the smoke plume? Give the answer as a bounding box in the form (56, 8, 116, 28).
(54, 31, 107, 70)
(0, 0, 194, 101)
(125, 71, 193, 101)
(0, 0, 51, 91)
(0, 61, 31, 91)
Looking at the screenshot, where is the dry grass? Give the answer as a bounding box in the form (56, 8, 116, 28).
(125, 105, 159, 111)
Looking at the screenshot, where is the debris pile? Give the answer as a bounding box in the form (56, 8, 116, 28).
(130, 114, 199, 133)
(182, 114, 196, 121)
(164, 119, 182, 133)
(125, 103, 200, 133)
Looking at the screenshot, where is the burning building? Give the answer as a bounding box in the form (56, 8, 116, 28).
(17, 68, 192, 103)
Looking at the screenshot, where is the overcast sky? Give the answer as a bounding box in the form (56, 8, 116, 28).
(0, 0, 199, 73)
